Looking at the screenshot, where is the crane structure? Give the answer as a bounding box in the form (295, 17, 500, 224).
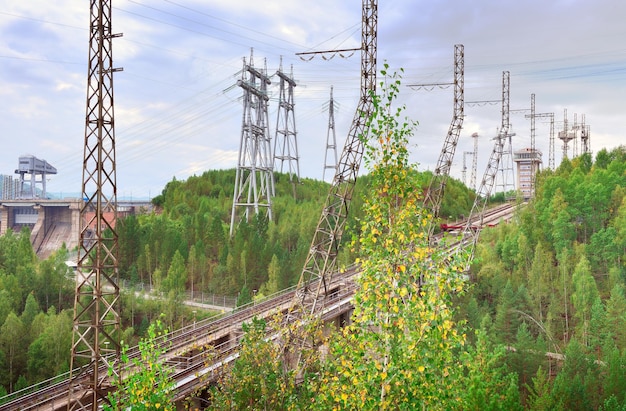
(495, 71, 516, 198)
(230, 50, 275, 236)
(322, 86, 339, 182)
(284, 0, 377, 364)
(273, 58, 300, 185)
(409, 44, 465, 240)
(67, 0, 123, 409)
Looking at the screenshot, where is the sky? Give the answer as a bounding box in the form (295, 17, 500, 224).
(1, 0, 625, 200)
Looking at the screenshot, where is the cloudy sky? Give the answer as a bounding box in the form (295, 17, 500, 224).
(1, 0, 625, 199)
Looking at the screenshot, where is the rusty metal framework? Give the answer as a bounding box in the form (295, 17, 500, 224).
(230, 51, 274, 236)
(285, 0, 377, 348)
(417, 44, 464, 239)
(67, 0, 122, 409)
(273, 58, 300, 185)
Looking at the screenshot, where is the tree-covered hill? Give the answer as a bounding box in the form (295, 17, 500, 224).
(465, 145, 626, 409)
(118, 168, 474, 300)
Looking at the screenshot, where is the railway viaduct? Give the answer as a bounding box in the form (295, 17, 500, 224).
(0, 203, 519, 410)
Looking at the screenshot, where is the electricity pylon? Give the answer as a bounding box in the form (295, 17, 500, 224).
(574, 113, 591, 155)
(230, 50, 274, 236)
(284, 0, 377, 368)
(67, 0, 122, 409)
(558, 109, 575, 159)
(322, 86, 338, 182)
(462, 151, 474, 187)
(495, 71, 515, 198)
(409, 44, 464, 240)
(460, 72, 510, 266)
(526, 108, 555, 170)
(469, 132, 479, 190)
(273, 57, 300, 185)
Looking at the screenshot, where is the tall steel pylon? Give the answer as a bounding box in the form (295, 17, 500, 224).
(558, 109, 575, 160)
(273, 57, 300, 185)
(527, 108, 555, 170)
(67, 0, 122, 409)
(573, 113, 591, 155)
(548, 113, 556, 169)
(322, 86, 338, 182)
(578, 114, 591, 155)
(469, 132, 479, 190)
(462, 151, 471, 186)
(495, 71, 516, 197)
(409, 44, 464, 239)
(285, 0, 377, 362)
(230, 50, 274, 236)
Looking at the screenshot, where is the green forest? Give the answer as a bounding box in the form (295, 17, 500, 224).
(0, 168, 473, 398)
(1, 69, 626, 408)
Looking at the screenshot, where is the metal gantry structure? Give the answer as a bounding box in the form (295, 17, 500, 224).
(230, 50, 275, 236)
(284, 0, 377, 363)
(410, 44, 465, 240)
(273, 58, 300, 185)
(67, 0, 123, 409)
(322, 86, 339, 182)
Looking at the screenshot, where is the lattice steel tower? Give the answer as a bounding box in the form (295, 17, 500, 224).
(322, 85, 338, 182)
(230, 50, 274, 236)
(558, 109, 575, 159)
(469, 132, 479, 190)
(273, 57, 300, 184)
(526, 106, 555, 170)
(409, 44, 464, 240)
(67, 0, 122, 409)
(496, 71, 516, 197)
(285, 0, 377, 360)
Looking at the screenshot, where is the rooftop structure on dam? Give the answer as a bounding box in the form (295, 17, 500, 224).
(1, 155, 57, 200)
